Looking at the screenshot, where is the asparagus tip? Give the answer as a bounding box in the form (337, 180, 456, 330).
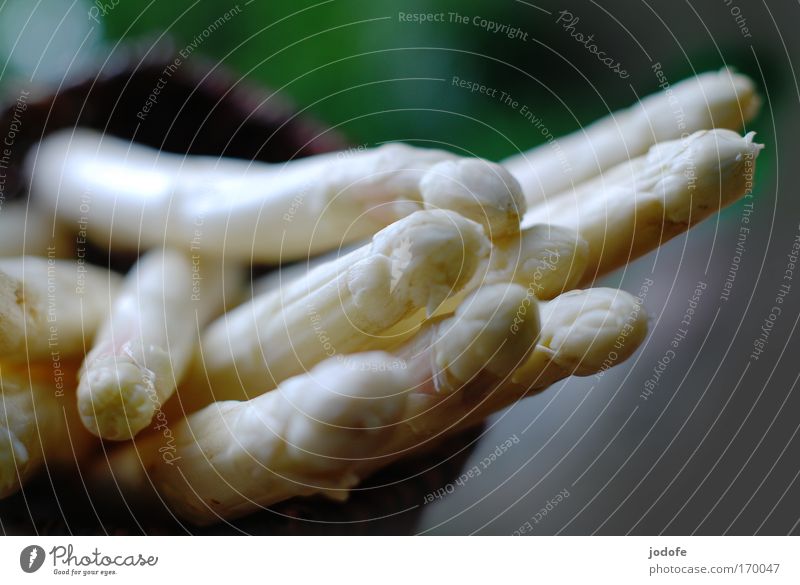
(78, 356, 160, 441)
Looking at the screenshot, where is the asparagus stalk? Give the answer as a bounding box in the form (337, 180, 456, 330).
(523, 129, 763, 279)
(77, 250, 233, 441)
(372, 223, 588, 352)
(504, 69, 760, 205)
(27, 130, 524, 262)
(97, 283, 540, 524)
(195, 210, 489, 399)
(354, 287, 648, 482)
(0, 362, 95, 499)
(0, 257, 121, 361)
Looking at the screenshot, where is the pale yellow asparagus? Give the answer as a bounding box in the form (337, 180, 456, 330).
(195, 210, 490, 400)
(28, 131, 523, 262)
(505, 68, 760, 205)
(0, 362, 95, 499)
(0, 257, 121, 361)
(77, 250, 233, 441)
(522, 129, 763, 280)
(98, 283, 539, 524)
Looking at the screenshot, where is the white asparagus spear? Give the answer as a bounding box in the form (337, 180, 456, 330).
(195, 210, 489, 399)
(464, 223, 587, 299)
(349, 287, 648, 483)
(27, 130, 525, 262)
(247, 158, 530, 298)
(374, 129, 760, 326)
(0, 201, 72, 258)
(511, 287, 648, 390)
(98, 283, 540, 523)
(372, 223, 588, 351)
(100, 285, 648, 524)
(255, 223, 587, 363)
(77, 250, 234, 441)
(504, 68, 760, 205)
(172, 222, 583, 415)
(0, 257, 121, 361)
(0, 362, 95, 499)
(523, 129, 763, 279)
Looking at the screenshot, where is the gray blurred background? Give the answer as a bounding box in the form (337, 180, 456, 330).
(0, 0, 797, 534)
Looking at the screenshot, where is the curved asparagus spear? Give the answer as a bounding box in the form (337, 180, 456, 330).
(0, 362, 95, 499)
(97, 283, 540, 524)
(347, 288, 647, 486)
(372, 223, 588, 350)
(0, 257, 121, 361)
(77, 250, 234, 441)
(195, 210, 490, 399)
(27, 130, 524, 262)
(523, 129, 763, 279)
(505, 68, 760, 205)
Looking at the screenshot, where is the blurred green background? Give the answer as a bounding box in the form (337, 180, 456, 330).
(0, 0, 779, 161)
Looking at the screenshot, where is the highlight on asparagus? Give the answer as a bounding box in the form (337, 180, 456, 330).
(504, 68, 760, 205)
(27, 130, 524, 262)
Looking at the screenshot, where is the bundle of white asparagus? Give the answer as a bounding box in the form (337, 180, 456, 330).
(0, 70, 763, 524)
